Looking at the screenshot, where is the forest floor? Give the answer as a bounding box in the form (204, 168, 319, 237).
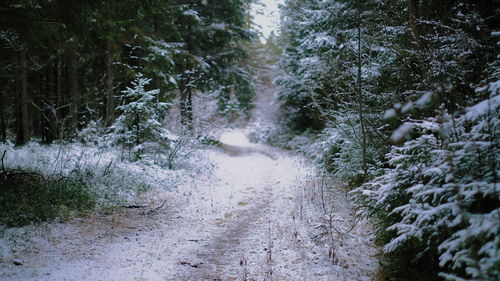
(0, 86, 377, 281)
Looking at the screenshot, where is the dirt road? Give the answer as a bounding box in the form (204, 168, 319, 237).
(0, 132, 376, 281)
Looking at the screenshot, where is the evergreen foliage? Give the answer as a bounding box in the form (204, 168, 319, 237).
(277, 0, 499, 280)
(0, 0, 257, 225)
(0, 0, 256, 144)
(109, 73, 170, 159)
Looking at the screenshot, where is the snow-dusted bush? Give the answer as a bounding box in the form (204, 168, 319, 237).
(78, 120, 104, 144)
(354, 90, 500, 280)
(292, 116, 386, 188)
(0, 140, 195, 208)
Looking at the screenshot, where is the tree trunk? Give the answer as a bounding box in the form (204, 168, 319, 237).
(57, 52, 64, 141)
(45, 59, 57, 143)
(39, 72, 46, 143)
(357, 0, 368, 180)
(151, 15, 163, 94)
(179, 81, 193, 131)
(179, 62, 193, 131)
(408, 0, 421, 49)
(0, 90, 6, 143)
(67, 39, 79, 133)
(105, 40, 115, 127)
(153, 15, 160, 34)
(15, 48, 31, 146)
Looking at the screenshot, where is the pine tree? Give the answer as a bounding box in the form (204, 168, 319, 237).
(109, 73, 169, 160)
(277, 0, 499, 279)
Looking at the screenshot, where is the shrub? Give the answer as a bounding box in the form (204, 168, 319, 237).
(0, 170, 95, 227)
(354, 93, 500, 281)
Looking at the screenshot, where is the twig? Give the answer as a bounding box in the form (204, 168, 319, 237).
(1, 150, 6, 172)
(240, 258, 248, 281)
(147, 200, 167, 215)
(266, 201, 273, 281)
(327, 215, 338, 265)
(320, 167, 327, 214)
(103, 160, 113, 175)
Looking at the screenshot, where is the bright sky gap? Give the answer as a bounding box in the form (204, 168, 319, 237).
(251, 0, 283, 39)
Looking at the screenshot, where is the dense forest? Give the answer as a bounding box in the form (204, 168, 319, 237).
(0, 0, 255, 146)
(275, 0, 499, 280)
(0, 0, 499, 281)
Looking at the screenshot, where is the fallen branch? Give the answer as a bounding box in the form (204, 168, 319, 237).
(121, 204, 147, 209)
(179, 261, 203, 268)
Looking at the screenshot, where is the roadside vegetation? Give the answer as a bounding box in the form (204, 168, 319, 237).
(0, 168, 95, 227)
(0, 0, 256, 229)
(275, 1, 499, 280)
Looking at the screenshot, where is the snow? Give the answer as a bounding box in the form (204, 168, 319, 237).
(315, 33, 336, 47)
(0, 82, 377, 281)
(390, 122, 413, 143)
(401, 102, 413, 113)
(219, 131, 253, 147)
(0, 135, 377, 280)
(209, 23, 226, 30)
(383, 108, 396, 119)
(416, 92, 433, 107)
(464, 92, 500, 121)
(182, 9, 198, 17)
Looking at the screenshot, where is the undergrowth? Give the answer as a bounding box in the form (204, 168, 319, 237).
(0, 169, 96, 227)
(0, 140, 205, 228)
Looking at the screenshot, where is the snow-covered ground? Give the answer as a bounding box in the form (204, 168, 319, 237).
(0, 82, 377, 280)
(0, 130, 377, 280)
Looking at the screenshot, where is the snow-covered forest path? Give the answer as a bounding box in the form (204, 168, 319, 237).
(0, 132, 376, 281)
(1, 85, 377, 281)
(169, 135, 343, 281)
